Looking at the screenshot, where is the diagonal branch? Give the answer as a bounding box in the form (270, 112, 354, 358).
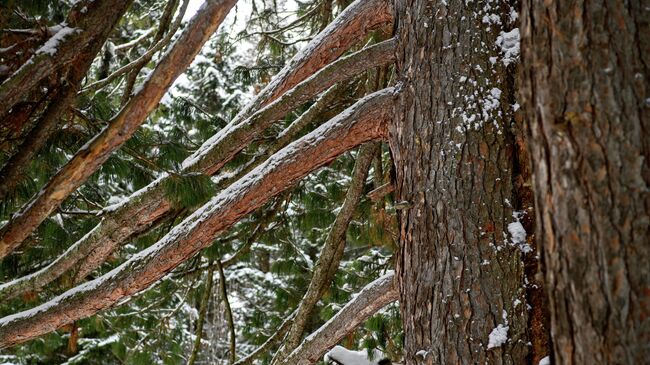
(280, 272, 397, 365)
(0, 88, 395, 348)
(0, 37, 396, 300)
(0, 0, 134, 201)
(0, 0, 134, 119)
(0, 0, 239, 259)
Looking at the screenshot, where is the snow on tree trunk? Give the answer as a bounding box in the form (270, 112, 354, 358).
(390, 0, 537, 363)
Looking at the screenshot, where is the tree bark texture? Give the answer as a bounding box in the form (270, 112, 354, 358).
(391, 0, 535, 363)
(0, 88, 394, 348)
(0, 0, 133, 119)
(520, 0, 649, 364)
(0, 0, 132, 201)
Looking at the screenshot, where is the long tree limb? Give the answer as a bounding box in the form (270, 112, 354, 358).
(0, 88, 394, 348)
(187, 262, 215, 365)
(230, 0, 392, 123)
(0, 0, 238, 259)
(0, 0, 393, 261)
(217, 259, 237, 364)
(80, 0, 187, 96)
(0, 0, 133, 119)
(280, 272, 397, 365)
(273, 142, 379, 363)
(0, 38, 396, 300)
(0, 0, 133, 201)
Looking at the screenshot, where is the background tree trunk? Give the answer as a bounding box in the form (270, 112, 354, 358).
(391, 0, 539, 363)
(520, 0, 649, 364)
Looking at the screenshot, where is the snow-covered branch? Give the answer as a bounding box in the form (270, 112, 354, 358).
(280, 271, 398, 365)
(0, 87, 395, 348)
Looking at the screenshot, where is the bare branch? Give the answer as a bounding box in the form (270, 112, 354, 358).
(0, 88, 395, 348)
(280, 272, 398, 365)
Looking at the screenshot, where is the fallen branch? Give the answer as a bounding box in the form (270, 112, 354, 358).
(0, 88, 395, 348)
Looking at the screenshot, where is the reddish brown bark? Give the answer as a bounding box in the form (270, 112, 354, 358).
(520, 0, 649, 363)
(0, 0, 132, 201)
(390, 0, 535, 363)
(0, 37, 395, 301)
(0, 0, 133, 119)
(0, 88, 394, 348)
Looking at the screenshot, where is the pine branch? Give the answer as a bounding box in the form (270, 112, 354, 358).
(0, 88, 395, 348)
(187, 262, 215, 365)
(0, 0, 133, 201)
(0, 1, 395, 302)
(0, 0, 134, 119)
(217, 259, 237, 364)
(0, 0, 238, 259)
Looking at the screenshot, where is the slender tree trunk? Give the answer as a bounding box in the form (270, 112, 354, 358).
(520, 1, 650, 364)
(390, 0, 538, 363)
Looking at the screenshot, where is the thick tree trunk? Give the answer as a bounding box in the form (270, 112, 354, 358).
(390, 0, 537, 363)
(520, 1, 649, 364)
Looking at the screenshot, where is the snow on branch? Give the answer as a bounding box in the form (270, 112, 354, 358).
(280, 271, 398, 365)
(0, 88, 395, 349)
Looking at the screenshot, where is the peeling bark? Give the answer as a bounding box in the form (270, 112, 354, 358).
(0, 88, 394, 348)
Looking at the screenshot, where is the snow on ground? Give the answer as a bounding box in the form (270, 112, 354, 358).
(324, 346, 386, 365)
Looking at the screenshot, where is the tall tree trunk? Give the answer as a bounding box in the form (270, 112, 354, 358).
(520, 1, 649, 364)
(391, 0, 538, 363)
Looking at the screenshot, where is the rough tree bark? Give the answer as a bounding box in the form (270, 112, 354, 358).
(0, 0, 133, 119)
(0, 88, 394, 348)
(520, 0, 649, 364)
(0, 0, 238, 259)
(390, 0, 538, 363)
